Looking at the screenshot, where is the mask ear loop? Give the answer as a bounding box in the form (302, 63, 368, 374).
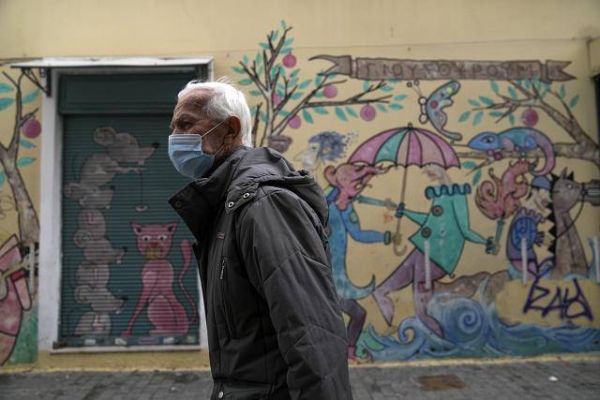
(205, 118, 232, 158)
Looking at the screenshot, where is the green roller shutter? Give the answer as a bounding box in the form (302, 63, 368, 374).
(58, 72, 202, 348)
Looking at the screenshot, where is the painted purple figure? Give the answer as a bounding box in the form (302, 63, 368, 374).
(506, 176, 552, 278)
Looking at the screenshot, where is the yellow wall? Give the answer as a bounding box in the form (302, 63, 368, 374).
(1, 0, 599, 368)
(1, 0, 600, 58)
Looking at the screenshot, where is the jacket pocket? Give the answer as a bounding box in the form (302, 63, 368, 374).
(212, 381, 272, 400)
(219, 257, 237, 339)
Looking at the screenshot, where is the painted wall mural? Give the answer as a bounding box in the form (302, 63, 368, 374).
(0, 68, 41, 366)
(233, 22, 600, 362)
(61, 125, 200, 347)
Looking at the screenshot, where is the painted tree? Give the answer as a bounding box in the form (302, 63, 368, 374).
(232, 21, 406, 152)
(0, 69, 41, 246)
(457, 78, 599, 169)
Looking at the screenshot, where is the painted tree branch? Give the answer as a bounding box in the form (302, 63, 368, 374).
(0, 70, 40, 244)
(456, 143, 600, 169)
(469, 79, 599, 168)
(272, 79, 393, 135)
(240, 25, 399, 146)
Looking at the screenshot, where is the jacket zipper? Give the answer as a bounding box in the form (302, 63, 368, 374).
(219, 258, 236, 338)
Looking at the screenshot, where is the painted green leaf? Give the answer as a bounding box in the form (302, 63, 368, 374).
(523, 79, 531, 89)
(259, 42, 269, 50)
(231, 66, 244, 74)
(380, 85, 394, 92)
(17, 157, 37, 167)
(0, 171, 4, 187)
(0, 82, 14, 93)
(290, 92, 303, 100)
(280, 109, 290, 117)
(335, 107, 347, 121)
(346, 107, 358, 118)
(302, 109, 314, 124)
(394, 94, 407, 101)
(242, 55, 249, 64)
(281, 48, 291, 55)
(257, 65, 264, 75)
(473, 169, 482, 186)
(271, 30, 279, 42)
(508, 87, 518, 100)
(509, 114, 515, 126)
(260, 111, 267, 122)
(376, 104, 388, 113)
(298, 79, 312, 89)
(315, 75, 324, 87)
(559, 84, 566, 99)
(473, 111, 484, 126)
(363, 81, 369, 92)
(19, 139, 36, 149)
(23, 90, 40, 104)
(289, 77, 298, 87)
(388, 103, 403, 110)
(284, 38, 294, 47)
(249, 90, 261, 97)
(479, 96, 494, 106)
(489, 111, 503, 118)
(281, 20, 287, 30)
(0, 98, 15, 110)
(569, 94, 580, 108)
(461, 161, 477, 169)
(314, 107, 328, 115)
(468, 99, 480, 108)
(490, 80, 499, 93)
(458, 111, 471, 122)
(255, 52, 261, 64)
(238, 79, 252, 86)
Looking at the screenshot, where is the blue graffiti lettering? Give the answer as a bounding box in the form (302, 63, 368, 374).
(523, 276, 593, 321)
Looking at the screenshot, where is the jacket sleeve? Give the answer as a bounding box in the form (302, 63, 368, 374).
(237, 187, 352, 400)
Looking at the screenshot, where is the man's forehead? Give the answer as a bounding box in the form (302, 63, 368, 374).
(174, 90, 209, 114)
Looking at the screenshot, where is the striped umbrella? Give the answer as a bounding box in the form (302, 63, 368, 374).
(348, 124, 460, 255)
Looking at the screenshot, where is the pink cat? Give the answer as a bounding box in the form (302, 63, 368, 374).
(122, 222, 196, 336)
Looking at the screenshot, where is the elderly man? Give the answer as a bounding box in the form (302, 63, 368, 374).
(168, 79, 351, 400)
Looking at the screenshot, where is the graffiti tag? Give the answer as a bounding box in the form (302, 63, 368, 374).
(523, 276, 593, 321)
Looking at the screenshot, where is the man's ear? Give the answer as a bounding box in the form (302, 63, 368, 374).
(227, 116, 241, 136)
(225, 116, 243, 144)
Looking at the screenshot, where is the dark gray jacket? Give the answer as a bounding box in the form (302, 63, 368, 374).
(170, 147, 351, 400)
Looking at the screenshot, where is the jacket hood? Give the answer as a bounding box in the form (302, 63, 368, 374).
(169, 147, 328, 239)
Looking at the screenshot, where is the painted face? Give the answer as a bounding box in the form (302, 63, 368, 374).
(531, 188, 551, 212)
(294, 142, 321, 171)
(131, 222, 178, 260)
(422, 164, 446, 183)
(325, 164, 385, 210)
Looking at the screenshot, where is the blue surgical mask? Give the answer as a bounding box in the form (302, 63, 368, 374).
(168, 120, 226, 179)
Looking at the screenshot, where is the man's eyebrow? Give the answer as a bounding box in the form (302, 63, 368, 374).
(170, 114, 194, 129)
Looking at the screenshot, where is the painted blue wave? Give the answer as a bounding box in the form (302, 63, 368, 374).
(367, 292, 600, 361)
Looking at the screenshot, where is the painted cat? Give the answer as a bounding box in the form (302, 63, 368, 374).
(122, 222, 196, 336)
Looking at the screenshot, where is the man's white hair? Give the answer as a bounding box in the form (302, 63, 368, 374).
(178, 77, 253, 147)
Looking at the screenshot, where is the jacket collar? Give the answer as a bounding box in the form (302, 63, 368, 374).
(169, 146, 249, 240)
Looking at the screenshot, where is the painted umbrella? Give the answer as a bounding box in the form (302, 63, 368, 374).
(348, 124, 460, 255)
